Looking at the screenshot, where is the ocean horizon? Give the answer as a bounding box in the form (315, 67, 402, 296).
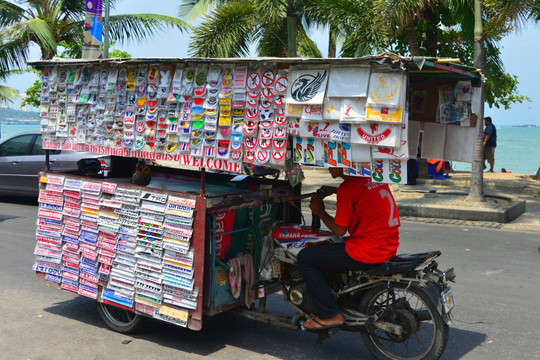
(1, 123, 538, 175)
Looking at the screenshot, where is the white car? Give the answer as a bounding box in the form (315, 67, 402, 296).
(0, 132, 110, 197)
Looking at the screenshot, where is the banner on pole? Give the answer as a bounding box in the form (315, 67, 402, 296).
(82, 0, 103, 59)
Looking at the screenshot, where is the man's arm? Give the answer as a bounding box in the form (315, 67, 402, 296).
(483, 133, 491, 146)
(309, 195, 348, 236)
(319, 185, 338, 198)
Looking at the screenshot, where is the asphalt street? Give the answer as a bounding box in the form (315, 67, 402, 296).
(1, 196, 539, 360)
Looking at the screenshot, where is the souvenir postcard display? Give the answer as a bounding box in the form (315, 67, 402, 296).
(34, 174, 197, 327)
(37, 60, 412, 184)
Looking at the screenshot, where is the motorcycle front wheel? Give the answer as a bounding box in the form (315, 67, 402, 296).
(96, 302, 143, 334)
(359, 282, 449, 360)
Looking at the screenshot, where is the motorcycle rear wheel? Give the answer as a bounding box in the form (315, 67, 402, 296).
(359, 282, 449, 360)
(96, 302, 143, 334)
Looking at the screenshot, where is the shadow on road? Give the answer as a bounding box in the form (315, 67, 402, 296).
(44, 295, 487, 359)
(0, 195, 38, 206)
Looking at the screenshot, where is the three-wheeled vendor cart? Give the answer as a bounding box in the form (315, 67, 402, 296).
(36, 164, 301, 331)
(30, 54, 479, 336)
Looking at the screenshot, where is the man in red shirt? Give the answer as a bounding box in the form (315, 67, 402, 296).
(298, 167, 400, 330)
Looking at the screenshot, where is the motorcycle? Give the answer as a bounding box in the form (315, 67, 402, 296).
(271, 221, 456, 360)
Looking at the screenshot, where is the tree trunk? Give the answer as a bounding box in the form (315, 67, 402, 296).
(404, 20, 421, 56)
(328, 26, 336, 58)
(423, 6, 438, 57)
(468, 0, 485, 201)
(286, 0, 297, 57)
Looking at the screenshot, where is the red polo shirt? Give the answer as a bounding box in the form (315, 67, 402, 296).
(334, 176, 400, 263)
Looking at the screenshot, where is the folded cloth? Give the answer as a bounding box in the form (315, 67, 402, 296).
(227, 253, 256, 307)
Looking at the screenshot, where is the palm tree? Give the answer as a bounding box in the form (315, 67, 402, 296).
(0, 0, 189, 72)
(0, 69, 27, 105)
(180, 0, 321, 57)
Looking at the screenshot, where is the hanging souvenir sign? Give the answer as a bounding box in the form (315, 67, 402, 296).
(255, 150, 270, 165)
(365, 105, 403, 123)
(302, 105, 323, 121)
(274, 75, 288, 94)
(323, 98, 341, 120)
(270, 149, 286, 166)
(287, 117, 301, 136)
(286, 68, 328, 105)
(327, 67, 370, 97)
(366, 72, 405, 107)
(286, 104, 303, 117)
(234, 66, 248, 89)
(421, 122, 446, 159)
(444, 124, 474, 162)
(299, 120, 331, 139)
(329, 123, 351, 143)
(350, 122, 401, 147)
(293, 137, 323, 165)
(350, 144, 371, 162)
(323, 141, 354, 168)
(261, 69, 276, 87)
(244, 149, 255, 162)
(340, 97, 367, 122)
(258, 138, 271, 150)
(247, 72, 261, 90)
(371, 159, 407, 185)
(371, 121, 409, 159)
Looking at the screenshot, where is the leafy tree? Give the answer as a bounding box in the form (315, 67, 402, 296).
(180, 0, 322, 57)
(0, 0, 189, 73)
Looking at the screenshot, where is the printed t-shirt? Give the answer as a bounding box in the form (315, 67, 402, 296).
(334, 176, 400, 263)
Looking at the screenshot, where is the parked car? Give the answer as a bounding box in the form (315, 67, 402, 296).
(0, 131, 110, 197)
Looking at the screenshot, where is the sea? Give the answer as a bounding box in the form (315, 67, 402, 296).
(1, 123, 539, 175)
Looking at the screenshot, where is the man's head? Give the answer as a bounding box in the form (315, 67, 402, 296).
(484, 116, 492, 125)
(328, 167, 344, 179)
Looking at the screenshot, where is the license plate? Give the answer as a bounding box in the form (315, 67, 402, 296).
(158, 305, 188, 321)
(441, 287, 454, 314)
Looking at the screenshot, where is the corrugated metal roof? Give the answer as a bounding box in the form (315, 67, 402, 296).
(28, 53, 481, 80)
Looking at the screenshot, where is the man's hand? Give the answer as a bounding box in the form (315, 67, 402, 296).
(309, 194, 325, 217)
(318, 185, 338, 198)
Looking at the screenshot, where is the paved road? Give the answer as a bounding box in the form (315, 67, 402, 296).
(1, 197, 539, 360)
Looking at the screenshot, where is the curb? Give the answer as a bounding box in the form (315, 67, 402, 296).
(396, 200, 526, 223)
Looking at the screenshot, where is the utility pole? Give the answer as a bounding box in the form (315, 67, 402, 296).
(103, 0, 110, 59)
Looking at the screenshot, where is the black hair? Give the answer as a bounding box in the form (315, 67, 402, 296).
(484, 116, 492, 123)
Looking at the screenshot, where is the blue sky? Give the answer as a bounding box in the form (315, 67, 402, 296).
(4, 0, 539, 126)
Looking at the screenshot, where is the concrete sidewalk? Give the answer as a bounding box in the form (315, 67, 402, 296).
(300, 167, 540, 233)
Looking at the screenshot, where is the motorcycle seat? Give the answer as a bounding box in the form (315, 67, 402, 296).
(362, 251, 441, 276)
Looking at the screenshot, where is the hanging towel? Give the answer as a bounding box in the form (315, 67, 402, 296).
(227, 253, 256, 307)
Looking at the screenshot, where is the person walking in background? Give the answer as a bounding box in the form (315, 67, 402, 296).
(483, 117, 497, 173)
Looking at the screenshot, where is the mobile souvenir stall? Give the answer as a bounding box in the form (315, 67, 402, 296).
(29, 54, 480, 332)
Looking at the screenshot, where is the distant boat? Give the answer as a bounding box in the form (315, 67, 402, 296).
(511, 124, 537, 127)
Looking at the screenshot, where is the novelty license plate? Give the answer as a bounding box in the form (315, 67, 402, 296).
(441, 287, 454, 314)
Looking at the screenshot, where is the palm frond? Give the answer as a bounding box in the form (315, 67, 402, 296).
(0, 84, 18, 106)
(0, 33, 30, 72)
(0, 18, 57, 59)
(178, 0, 229, 22)
(295, 22, 322, 58)
(257, 21, 288, 57)
(107, 14, 189, 45)
(59, 0, 87, 18)
(0, 0, 26, 27)
(254, 0, 288, 26)
(21, 18, 58, 55)
(484, 0, 537, 30)
(188, 1, 258, 57)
